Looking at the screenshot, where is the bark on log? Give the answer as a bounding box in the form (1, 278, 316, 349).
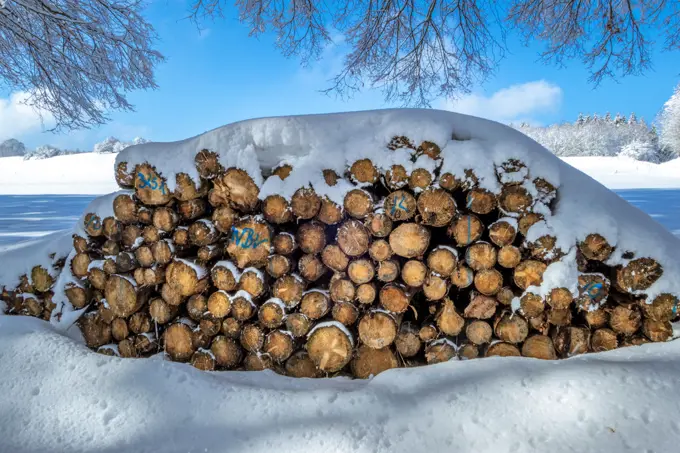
(418, 324, 438, 342)
(547, 308, 572, 326)
(609, 305, 642, 336)
(427, 247, 457, 277)
(240, 323, 265, 353)
(317, 197, 344, 225)
(211, 168, 260, 212)
(267, 254, 293, 278)
(521, 335, 557, 360)
(272, 275, 305, 308)
(243, 353, 274, 371)
(105, 275, 143, 317)
(365, 213, 393, 238)
(408, 168, 433, 192)
(175, 173, 208, 202)
(423, 273, 448, 301)
(466, 189, 497, 215)
(547, 287, 573, 310)
(369, 240, 393, 262)
(384, 190, 417, 222)
(30, 266, 54, 293)
(465, 242, 497, 271)
(348, 259, 375, 285)
(111, 318, 129, 342)
(231, 293, 257, 321)
(499, 185, 532, 215)
(642, 319, 672, 342)
(102, 217, 121, 241)
(207, 290, 232, 319)
(615, 258, 663, 293)
(464, 294, 498, 319)
(330, 277, 356, 304)
(300, 290, 330, 320)
(285, 312, 312, 338)
(166, 259, 206, 297)
(195, 149, 223, 180)
(496, 287, 515, 306)
(356, 283, 377, 305)
(438, 172, 460, 192)
(376, 259, 400, 283)
(239, 269, 266, 299)
(212, 206, 237, 234)
(211, 336, 243, 369)
(489, 220, 517, 247)
(178, 198, 208, 221)
(332, 300, 360, 326)
(576, 273, 610, 310)
(115, 161, 134, 188)
(350, 159, 379, 184)
(402, 260, 428, 287)
(142, 225, 161, 245)
(640, 294, 678, 322)
(78, 313, 112, 348)
(379, 284, 410, 314)
(149, 298, 178, 324)
(321, 244, 349, 273)
(113, 195, 140, 226)
(191, 350, 216, 371)
(474, 269, 503, 296)
(272, 232, 297, 256)
(584, 308, 609, 329)
(129, 312, 151, 334)
(520, 293, 545, 318)
(451, 265, 474, 289)
(518, 213, 543, 236)
(297, 221, 326, 255)
(384, 165, 409, 190)
(459, 343, 480, 360)
(221, 317, 242, 339)
(553, 327, 590, 357)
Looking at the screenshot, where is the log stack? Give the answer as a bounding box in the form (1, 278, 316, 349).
(1, 140, 678, 379)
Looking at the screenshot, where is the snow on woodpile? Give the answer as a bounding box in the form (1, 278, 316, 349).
(2, 108, 680, 379)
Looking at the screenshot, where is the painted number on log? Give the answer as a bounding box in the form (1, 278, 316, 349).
(390, 195, 408, 215)
(583, 282, 603, 299)
(85, 216, 101, 231)
(231, 227, 268, 249)
(138, 172, 167, 195)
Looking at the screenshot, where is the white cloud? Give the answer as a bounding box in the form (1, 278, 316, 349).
(442, 80, 563, 124)
(0, 92, 53, 141)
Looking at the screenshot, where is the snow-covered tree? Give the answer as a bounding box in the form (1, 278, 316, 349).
(0, 0, 163, 130)
(620, 140, 662, 163)
(23, 145, 81, 160)
(93, 137, 148, 154)
(628, 113, 638, 124)
(614, 113, 625, 125)
(658, 83, 680, 159)
(0, 138, 26, 157)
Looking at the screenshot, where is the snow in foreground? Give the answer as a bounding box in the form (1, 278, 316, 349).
(561, 156, 680, 189)
(1, 314, 680, 453)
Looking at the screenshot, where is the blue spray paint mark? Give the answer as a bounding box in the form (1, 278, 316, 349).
(583, 281, 603, 300)
(390, 194, 408, 215)
(231, 226, 269, 249)
(85, 215, 101, 231)
(467, 215, 471, 245)
(138, 172, 167, 195)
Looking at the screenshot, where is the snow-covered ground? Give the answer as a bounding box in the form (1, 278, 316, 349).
(0, 314, 679, 453)
(561, 157, 680, 189)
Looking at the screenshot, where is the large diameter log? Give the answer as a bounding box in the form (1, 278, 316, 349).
(402, 260, 427, 287)
(521, 335, 557, 360)
(590, 328, 618, 351)
(336, 220, 371, 257)
(351, 345, 399, 379)
(513, 260, 547, 290)
(227, 218, 272, 269)
(437, 298, 464, 336)
(164, 323, 196, 361)
(134, 164, 172, 205)
(615, 258, 663, 292)
(358, 311, 398, 349)
(306, 323, 354, 372)
(640, 294, 678, 322)
(166, 259, 206, 297)
(417, 188, 456, 227)
(449, 214, 484, 247)
(389, 223, 430, 258)
(291, 187, 321, 219)
(210, 168, 260, 212)
(344, 189, 374, 219)
(579, 234, 613, 261)
(427, 247, 457, 277)
(105, 275, 143, 317)
(494, 313, 529, 344)
(350, 159, 379, 184)
(262, 195, 293, 224)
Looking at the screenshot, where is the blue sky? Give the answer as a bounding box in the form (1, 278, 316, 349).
(2, 0, 679, 150)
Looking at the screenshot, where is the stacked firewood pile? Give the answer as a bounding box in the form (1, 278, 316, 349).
(2, 136, 677, 378)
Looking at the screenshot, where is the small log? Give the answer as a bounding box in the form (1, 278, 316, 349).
(642, 319, 673, 342)
(272, 275, 305, 307)
(263, 330, 295, 363)
(135, 163, 172, 205)
(379, 284, 410, 313)
(350, 159, 379, 184)
(495, 313, 529, 343)
(376, 259, 400, 283)
(485, 342, 521, 357)
(427, 247, 458, 277)
(499, 185, 532, 215)
(285, 351, 321, 378)
(451, 265, 475, 289)
(408, 168, 433, 192)
(402, 260, 428, 287)
(547, 287, 573, 310)
(142, 225, 161, 245)
(640, 294, 678, 322)
(348, 259, 375, 285)
(300, 290, 330, 320)
(520, 293, 545, 318)
(298, 254, 327, 282)
(425, 340, 457, 364)
(395, 322, 421, 357)
(521, 335, 557, 360)
(533, 178, 558, 203)
(197, 244, 221, 262)
(332, 300, 360, 326)
(336, 219, 370, 257)
(466, 189, 497, 215)
(73, 234, 89, 254)
(195, 149, 223, 179)
(105, 275, 142, 317)
(466, 320, 492, 345)
(352, 345, 399, 379)
(65, 283, 90, 309)
(439, 172, 460, 192)
(620, 336, 651, 347)
(465, 242, 497, 271)
(134, 246, 155, 268)
(369, 239, 393, 262)
(272, 232, 297, 255)
(115, 252, 138, 274)
(230, 292, 257, 321)
(616, 258, 663, 293)
(102, 240, 120, 257)
(474, 269, 503, 296)
(243, 353, 274, 371)
(459, 343, 479, 360)
(609, 304, 642, 336)
(272, 164, 293, 180)
(590, 328, 618, 351)
(240, 323, 265, 353)
(262, 195, 293, 224)
(111, 318, 129, 342)
(201, 317, 222, 337)
(358, 311, 398, 349)
(175, 173, 208, 202)
(513, 260, 547, 290)
(417, 188, 457, 227)
(71, 253, 91, 279)
(389, 223, 430, 258)
(115, 161, 134, 188)
(518, 212, 543, 237)
(191, 350, 216, 371)
(384, 190, 417, 221)
(323, 169, 339, 186)
(291, 187, 321, 219)
(584, 308, 609, 328)
(227, 217, 272, 269)
(30, 266, 54, 293)
(212, 206, 237, 234)
(212, 168, 260, 212)
(419, 324, 439, 342)
(267, 254, 293, 278)
(530, 312, 550, 335)
(118, 338, 138, 358)
(152, 207, 178, 233)
(78, 313, 112, 348)
(344, 189, 374, 219)
(211, 336, 243, 369)
(166, 259, 206, 297)
(306, 323, 353, 372)
(553, 327, 590, 357)
(178, 198, 208, 221)
(129, 312, 151, 335)
(384, 164, 409, 190)
(489, 219, 517, 248)
(437, 298, 465, 335)
(189, 220, 220, 247)
(497, 245, 521, 269)
(423, 273, 448, 301)
(137, 207, 153, 225)
(239, 268, 266, 298)
(186, 294, 208, 321)
(576, 273, 610, 310)
(297, 221, 326, 255)
(547, 308, 572, 326)
(496, 286, 515, 306)
(365, 213, 393, 238)
(330, 277, 356, 304)
(164, 323, 195, 361)
(579, 233, 613, 261)
(191, 328, 212, 351)
(102, 217, 121, 241)
(356, 283, 377, 305)
(207, 290, 232, 319)
(149, 298, 178, 324)
(172, 227, 189, 248)
(449, 214, 484, 247)
(321, 244, 349, 273)
(316, 197, 344, 225)
(221, 317, 242, 339)
(121, 225, 143, 250)
(211, 261, 239, 292)
(286, 312, 312, 338)
(464, 293, 498, 319)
